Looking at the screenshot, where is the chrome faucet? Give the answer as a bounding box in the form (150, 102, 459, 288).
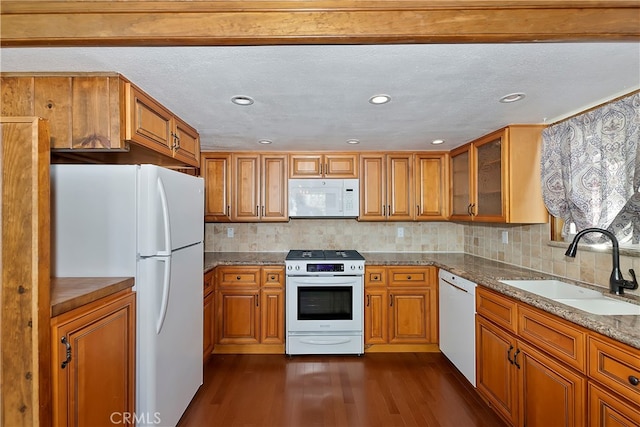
(564, 227, 638, 295)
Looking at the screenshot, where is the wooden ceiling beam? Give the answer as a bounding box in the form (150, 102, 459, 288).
(1, 1, 639, 46)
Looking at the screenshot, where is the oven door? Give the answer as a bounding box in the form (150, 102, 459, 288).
(286, 276, 363, 333)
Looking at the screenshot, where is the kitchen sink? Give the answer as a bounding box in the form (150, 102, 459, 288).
(500, 279, 640, 315)
(554, 298, 640, 315)
(500, 279, 603, 299)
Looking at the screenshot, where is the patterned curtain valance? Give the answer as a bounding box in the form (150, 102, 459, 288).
(541, 92, 640, 245)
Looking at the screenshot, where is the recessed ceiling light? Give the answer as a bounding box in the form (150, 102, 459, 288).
(346, 139, 360, 145)
(431, 139, 445, 145)
(499, 92, 526, 103)
(231, 95, 254, 106)
(369, 94, 391, 105)
(258, 139, 272, 144)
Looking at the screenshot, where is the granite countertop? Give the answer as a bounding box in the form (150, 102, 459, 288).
(204, 251, 640, 349)
(51, 277, 135, 317)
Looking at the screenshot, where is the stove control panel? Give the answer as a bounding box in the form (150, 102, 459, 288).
(286, 261, 364, 275)
(306, 263, 344, 273)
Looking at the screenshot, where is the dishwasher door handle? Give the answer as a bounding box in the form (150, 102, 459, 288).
(441, 278, 469, 293)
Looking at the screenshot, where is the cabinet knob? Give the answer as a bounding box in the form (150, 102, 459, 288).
(407, 275, 412, 280)
(270, 276, 275, 281)
(629, 375, 639, 386)
(236, 276, 241, 280)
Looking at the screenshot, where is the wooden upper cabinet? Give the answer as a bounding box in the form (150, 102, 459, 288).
(415, 153, 449, 220)
(0, 72, 200, 167)
(202, 153, 231, 222)
(261, 154, 288, 221)
(231, 153, 288, 222)
(450, 125, 548, 224)
(173, 117, 200, 166)
(360, 153, 413, 221)
(289, 153, 358, 178)
(126, 83, 173, 156)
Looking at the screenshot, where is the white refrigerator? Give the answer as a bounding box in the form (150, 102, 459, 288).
(51, 164, 204, 427)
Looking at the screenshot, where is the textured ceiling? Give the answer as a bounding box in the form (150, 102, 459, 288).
(2, 43, 639, 152)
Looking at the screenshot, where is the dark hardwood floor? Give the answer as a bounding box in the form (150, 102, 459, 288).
(177, 352, 506, 427)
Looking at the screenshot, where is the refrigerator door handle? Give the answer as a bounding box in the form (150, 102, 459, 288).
(156, 257, 172, 334)
(157, 176, 172, 256)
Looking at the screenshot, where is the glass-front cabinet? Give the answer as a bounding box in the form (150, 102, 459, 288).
(450, 125, 549, 224)
(450, 129, 506, 222)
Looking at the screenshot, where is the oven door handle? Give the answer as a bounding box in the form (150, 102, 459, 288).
(288, 277, 360, 286)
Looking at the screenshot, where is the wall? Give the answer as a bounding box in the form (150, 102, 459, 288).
(464, 222, 640, 297)
(205, 220, 639, 297)
(205, 220, 464, 253)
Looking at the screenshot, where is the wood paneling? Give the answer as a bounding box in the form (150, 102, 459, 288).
(1, 2, 638, 46)
(1, 117, 51, 427)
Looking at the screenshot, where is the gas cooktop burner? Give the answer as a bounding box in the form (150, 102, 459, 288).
(286, 250, 365, 261)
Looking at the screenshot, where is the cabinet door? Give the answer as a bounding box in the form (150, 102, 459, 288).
(261, 154, 288, 221)
(388, 288, 432, 344)
(476, 315, 518, 426)
(386, 154, 413, 220)
(126, 83, 173, 155)
(365, 288, 388, 344)
(450, 144, 472, 220)
(202, 154, 231, 221)
(217, 290, 260, 344)
(231, 154, 260, 221)
(203, 270, 215, 361)
(52, 291, 136, 427)
(588, 382, 640, 427)
(260, 288, 284, 344)
(203, 291, 215, 361)
(325, 154, 358, 178)
(518, 341, 586, 427)
(173, 116, 200, 167)
(289, 154, 322, 177)
(474, 133, 505, 221)
(359, 154, 386, 220)
(415, 153, 448, 220)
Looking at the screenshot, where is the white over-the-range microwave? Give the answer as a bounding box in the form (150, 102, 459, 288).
(288, 178, 359, 218)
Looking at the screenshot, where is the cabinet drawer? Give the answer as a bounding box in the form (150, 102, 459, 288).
(518, 305, 586, 373)
(476, 287, 518, 334)
(262, 266, 285, 288)
(588, 335, 640, 404)
(217, 267, 260, 287)
(365, 267, 387, 287)
(388, 266, 435, 287)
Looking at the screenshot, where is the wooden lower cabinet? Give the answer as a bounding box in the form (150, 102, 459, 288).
(517, 341, 586, 427)
(389, 288, 433, 344)
(214, 265, 285, 353)
(476, 315, 519, 425)
(203, 269, 215, 362)
(51, 289, 136, 427)
(588, 382, 640, 427)
(587, 334, 640, 427)
(476, 287, 587, 427)
(364, 266, 438, 352)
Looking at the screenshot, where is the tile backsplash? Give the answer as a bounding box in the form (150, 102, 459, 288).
(205, 220, 639, 296)
(205, 220, 464, 253)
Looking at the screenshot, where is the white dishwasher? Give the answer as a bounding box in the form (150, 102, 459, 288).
(438, 269, 477, 387)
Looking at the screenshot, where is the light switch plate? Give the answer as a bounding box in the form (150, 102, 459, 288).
(227, 227, 234, 238)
